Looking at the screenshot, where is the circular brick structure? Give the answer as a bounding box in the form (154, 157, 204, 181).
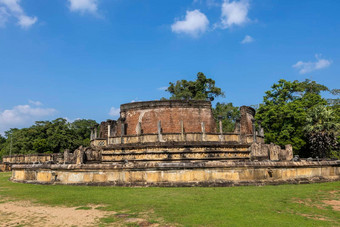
(119, 100, 217, 136)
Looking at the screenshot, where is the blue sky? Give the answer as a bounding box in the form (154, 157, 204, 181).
(0, 0, 339, 134)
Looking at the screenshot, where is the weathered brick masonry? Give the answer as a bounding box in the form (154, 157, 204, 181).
(118, 100, 216, 136)
(240, 106, 255, 135)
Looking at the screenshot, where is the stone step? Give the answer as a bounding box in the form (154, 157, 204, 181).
(101, 151, 250, 162)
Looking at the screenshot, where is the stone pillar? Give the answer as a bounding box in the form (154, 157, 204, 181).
(260, 128, 264, 137)
(107, 124, 111, 137)
(158, 121, 164, 142)
(94, 127, 97, 139)
(257, 120, 264, 137)
(137, 122, 142, 143)
(121, 124, 125, 136)
(64, 149, 70, 164)
(107, 124, 111, 145)
(201, 122, 206, 141)
(269, 143, 280, 161)
(90, 129, 94, 140)
(218, 116, 223, 135)
(285, 144, 293, 161)
(121, 123, 125, 144)
(234, 119, 240, 133)
(75, 146, 84, 165)
(217, 116, 224, 142)
(252, 119, 256, 143)
(137, 122, 142, 136)
(180, 120, 185, 141)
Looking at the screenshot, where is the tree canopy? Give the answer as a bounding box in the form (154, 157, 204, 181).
(0, 118, 97, 159)
(166, 73, 238, 131)
(213, 102, 240, 132)
(304, 105, 339, 158)
(166, 72, 224, 101)
(255, 79, 332, 156)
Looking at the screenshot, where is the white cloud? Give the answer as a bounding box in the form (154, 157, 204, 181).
(0, 0, 37, 28)
(171, 9, 209, 37)
(68, 0, 98, 14)
(0, 0, 21, 13)
(28, 100, 42, 106)
(109, 107, 120, 118)
(218, 0, 250, 29)
(206, 0, 220, 8)
(0, 7, 9, 27)
(292, 54, 332, 74)
(157, 86, 168, 91)
(241, 35, 253, 44)
(0, 102, 56, 134)
(18, 14, 37, 28)
(193, 0, 219, 8)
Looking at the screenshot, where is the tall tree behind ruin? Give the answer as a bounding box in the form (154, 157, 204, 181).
(165, 72, 241, 132)
(166, 72, 225, 101)
(213, 102, 240, 132)
(255, 79, 330, 157)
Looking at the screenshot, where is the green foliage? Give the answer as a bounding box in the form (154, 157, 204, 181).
(0, 118, 97, 158)
(305, 105, 339, 133)
(256, 79, 329, 156)
(70, 119, 97, 148)
(213, 102, 240, 132)
(166, 72, 224, 101)
(304, 105, 340, 158)
(0, 135, 5, 152)
(166, 73, 234, 132)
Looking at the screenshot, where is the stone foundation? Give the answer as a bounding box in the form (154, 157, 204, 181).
(250, 143, 293, 161)
(11, 160, 340, 186)
(0, 163, 11, 172)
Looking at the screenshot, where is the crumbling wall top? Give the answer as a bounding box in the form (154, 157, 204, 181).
(120, 100, 212, 111)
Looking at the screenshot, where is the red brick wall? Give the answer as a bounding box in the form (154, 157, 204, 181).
(97, 102, 256, 138)
(116, 100, 216, 136)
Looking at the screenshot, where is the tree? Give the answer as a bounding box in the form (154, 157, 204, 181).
(213, 102, 240, 132)
(70, 119, 97, 148)
(304, 105, 339, 158)
(166, 72, 224, 101)
(329, 89, 340, 154)
(255, 79, 329, 156)
(0, 135, 5, 153)
(0, 118, 98, 159)
(327, 88, 340, 116)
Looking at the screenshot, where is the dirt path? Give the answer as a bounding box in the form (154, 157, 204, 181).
(0, 198, 165, 227)
(0, 200, 115, 226)
(291, 190, 340, 224)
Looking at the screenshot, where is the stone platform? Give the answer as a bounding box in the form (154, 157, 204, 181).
(11, 160, 340, 186)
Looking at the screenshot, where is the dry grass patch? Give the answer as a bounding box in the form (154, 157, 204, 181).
(0, 200, 115, 227)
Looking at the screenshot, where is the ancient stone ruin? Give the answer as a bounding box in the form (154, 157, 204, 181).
(4, 100, 340, 186)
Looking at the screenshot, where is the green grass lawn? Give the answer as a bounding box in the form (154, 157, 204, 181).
(0, 172, 339, 226)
